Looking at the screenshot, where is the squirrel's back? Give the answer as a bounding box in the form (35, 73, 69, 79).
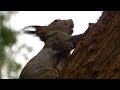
(19, 48, 60, 79)
(19, 32, 74, 79)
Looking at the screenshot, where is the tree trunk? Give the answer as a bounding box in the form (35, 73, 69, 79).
(60, 11, 120, 79)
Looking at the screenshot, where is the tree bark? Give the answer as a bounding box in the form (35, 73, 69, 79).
(60, 11, 120, 79)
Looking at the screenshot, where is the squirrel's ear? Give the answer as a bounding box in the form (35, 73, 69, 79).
(22, 25, 42, 35)
(22, 25, 41, 31)
(24, 31, 36, 34)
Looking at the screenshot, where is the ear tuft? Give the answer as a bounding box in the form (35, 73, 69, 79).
(24, 31, 36, 34)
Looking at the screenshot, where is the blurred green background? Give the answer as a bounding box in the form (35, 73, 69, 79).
(0, 11, 29, 79)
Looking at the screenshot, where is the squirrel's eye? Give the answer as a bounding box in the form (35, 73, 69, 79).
(54, 19, 60, 22)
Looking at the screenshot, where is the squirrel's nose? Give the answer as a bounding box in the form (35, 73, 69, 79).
(69, 19, 73, 23)
(69, 19, 74, 28)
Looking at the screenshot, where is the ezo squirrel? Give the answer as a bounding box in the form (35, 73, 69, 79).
(19, 19, 83, 79)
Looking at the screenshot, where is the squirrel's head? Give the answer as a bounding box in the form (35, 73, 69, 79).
(48, 19, 74, 35)
(22, 19, 74, 41)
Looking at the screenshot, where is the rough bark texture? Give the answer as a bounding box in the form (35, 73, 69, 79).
(61, 11, 120, 79)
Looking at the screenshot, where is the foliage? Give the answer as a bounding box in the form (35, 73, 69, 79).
(0, 11, 21, 79)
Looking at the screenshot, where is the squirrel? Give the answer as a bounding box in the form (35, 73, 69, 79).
(22, 19, 83, 46)
(19, 31, 74, 79)
(19, 19, 84, 79)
